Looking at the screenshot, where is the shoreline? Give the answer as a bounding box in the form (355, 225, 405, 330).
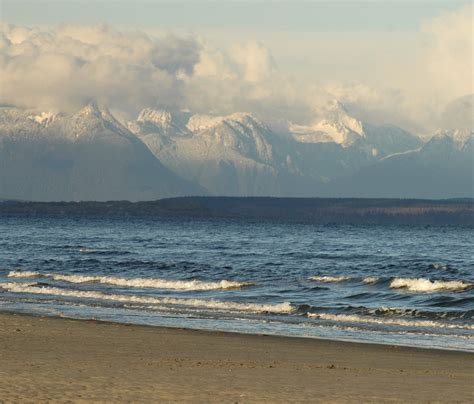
(1, 196, 473, 225)
(2, 308, 473, 354)
(1, 312, 473, 401)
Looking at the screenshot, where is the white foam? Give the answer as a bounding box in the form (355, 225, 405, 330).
(0, 282, 294, 315)
(310, 275, 350, 283)
(7, 271, 40, 278)
(307, 313, 474, 330)
(7, 271, 253, 291)
(390, 278, 472, 293)
(363, 276, 379, 284)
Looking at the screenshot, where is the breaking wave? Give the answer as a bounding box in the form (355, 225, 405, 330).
(363, 276, 380, 284)
(307, 312, 474, 330)
(390, 278, 472, 293)
(7, 271, 39, 278)
(7, 271, 253, 291)
(0, 282, 294, 314)
(310, 276, 350, 283)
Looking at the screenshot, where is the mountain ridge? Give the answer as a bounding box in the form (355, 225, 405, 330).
(1, 99, 472, 200)
(0, 103, 206, 201)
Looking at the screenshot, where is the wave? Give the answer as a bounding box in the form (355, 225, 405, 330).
(310, 276, 350, 283)
(368, 306, 474, 321)
(390, 278, 472, 293)
(363, 276, 380, 284)
(7, 271, 253, 291)
(0, 282, 294, 315)
(307, 313, 474, 330)
(7, 271, 39, 278)
(310, 275, 380, 284)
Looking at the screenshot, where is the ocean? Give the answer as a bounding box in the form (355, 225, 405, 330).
(0, 215, 472, 351)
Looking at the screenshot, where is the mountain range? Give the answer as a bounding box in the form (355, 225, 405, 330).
(0, 98, 472, 201)
(0, 103, 203, 201)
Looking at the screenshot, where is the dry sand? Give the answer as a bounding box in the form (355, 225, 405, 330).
(0, 312, 472, 402)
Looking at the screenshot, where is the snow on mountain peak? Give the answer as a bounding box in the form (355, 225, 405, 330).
(322, 100, 365, 142)
(75, 101, 126, 126)
(74, 100, 119, 125)
(227, 112, 258, 123)
(134, 108, 193, 136)
(287, 123, 333, 144)
(447, 128, 473, 143)
(27, 111, 56, 126)
(312, 117, 364, 145)
(61, 101, 135, 140)
(432, 128, 473, 149)
(289, 101, 365, 146)
(3, 101, 470, 200)
(186, 112, 262, 133)
(0, 104, 203, 202)
(78, 100, 103, 116)
(186, 114, 225, 132)
(138, 108, 173, 127)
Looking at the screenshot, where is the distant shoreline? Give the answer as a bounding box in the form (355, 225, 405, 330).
(0, 196, 473, 225)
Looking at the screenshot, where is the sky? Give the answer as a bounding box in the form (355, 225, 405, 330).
(1, 1, 468, 30)
(0, 0, 473, 133)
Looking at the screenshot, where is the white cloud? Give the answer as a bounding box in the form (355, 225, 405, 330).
(0, 23, 199, 114)
(421, 4, 473, 104)
(0, 4, 472, 132)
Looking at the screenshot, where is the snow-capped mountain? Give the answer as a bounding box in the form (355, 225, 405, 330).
(288, 101, 422, 157)
(128, 103, 424, 196)
(0, 102, 204, 201)
(289, 101, 366, 146)
(280, 102, 424, 186)
(428, 129, 473, 151)
(1, 99, 471, 201)
(131, 110, 311, 196)
(326, 129, 473, 198)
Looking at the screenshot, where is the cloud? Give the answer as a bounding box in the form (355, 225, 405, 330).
(302, 4, 473, 132)
(0, 23, 299, 122)
(181, 40, 309, 122)
(421, 4, 473, 105)
(0, 23, 200, 114)
(0, 4, 472, 132)
(232, 42, 276, 83)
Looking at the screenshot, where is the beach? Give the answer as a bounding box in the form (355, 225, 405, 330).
(0, 313, 472, 402)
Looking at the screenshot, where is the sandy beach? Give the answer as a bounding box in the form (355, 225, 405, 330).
(0, 313, 472, 402)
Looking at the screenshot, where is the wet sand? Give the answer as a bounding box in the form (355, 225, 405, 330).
(0, 312, 472, 402)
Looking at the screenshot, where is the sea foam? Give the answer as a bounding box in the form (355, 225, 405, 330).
(390, 277, 472, 293)
(7, 271, 253, 291)
(363, 276, 380, 284)
(7, 271, 39, 278)
(307, 312, 474, 330)
(310, 275, 350, 283)
(0, 282, 294, 314)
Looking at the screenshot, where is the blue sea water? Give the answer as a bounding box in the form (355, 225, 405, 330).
(0, 215, 473, 351)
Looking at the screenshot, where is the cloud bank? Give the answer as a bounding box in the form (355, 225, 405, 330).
(0, 4, 472, 132)
(0, 24, 200, 115)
